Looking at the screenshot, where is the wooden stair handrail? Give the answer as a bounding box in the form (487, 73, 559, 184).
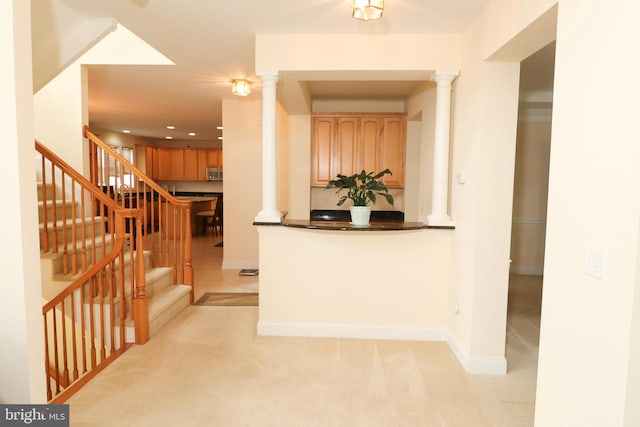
(38, 138, 151, 403)
(83, 125, 194, 295)
(82, 126, 190, 208)
(41, 208, 140, 312)
(35, 140, 122, 213)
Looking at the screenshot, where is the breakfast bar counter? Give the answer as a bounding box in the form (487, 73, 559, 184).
(271, 219, 451, 231)
(255, 220, 454, 342)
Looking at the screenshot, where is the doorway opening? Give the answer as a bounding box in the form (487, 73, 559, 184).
(507, 41, 556, 372)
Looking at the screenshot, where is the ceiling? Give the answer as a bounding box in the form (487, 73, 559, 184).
(31, 0, 553, 142)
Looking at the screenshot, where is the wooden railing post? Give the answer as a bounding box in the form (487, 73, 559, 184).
(184, 205, 194, 303)
(131, 214, 149, 344)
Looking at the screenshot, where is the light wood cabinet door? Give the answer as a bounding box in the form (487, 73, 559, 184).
(311, 113, 406, 188)
(157, 147, 173, 181)
(145, 146, 159, 180)
(358, 117, 382, 174)
(380, 116, 406, 188)
(170, 149, 185, 181)
(206, 149, 222, 168)
(184, 149, 199, 181)
(311, 116, 336, 186)
(335, 117, 359, 176)
(197, 149, 208, 180)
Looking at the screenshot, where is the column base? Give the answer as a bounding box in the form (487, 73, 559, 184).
(426, 213, 455, 227)
(254, 210, 284, 224)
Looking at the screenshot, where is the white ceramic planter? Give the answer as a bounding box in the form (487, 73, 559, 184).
(350, 206, 371, 227)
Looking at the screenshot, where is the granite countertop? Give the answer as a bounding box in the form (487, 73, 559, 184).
(280, 219, 435, 231)
(255, 219, 453, 231)
(175, 195, 217, 202)
(255, 209, 454, 230)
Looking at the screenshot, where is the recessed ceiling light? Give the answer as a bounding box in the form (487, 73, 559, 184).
(218, 136, 223, 140)
(166, 125, 175, 130)
(122, 129, 131, 134)
(188, 132, 196, 136)
(165, 136, 173, 140)
(217, 126, 223, 130)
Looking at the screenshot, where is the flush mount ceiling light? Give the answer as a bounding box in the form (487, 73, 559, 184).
(231, 79, 251, 96)
(352, 0, 384, 21)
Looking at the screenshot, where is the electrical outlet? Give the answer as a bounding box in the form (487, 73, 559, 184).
(584, 247, 606, 280)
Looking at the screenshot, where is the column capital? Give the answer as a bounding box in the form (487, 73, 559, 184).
(433, 71, 460, 85)
(258, 73, 279, 84)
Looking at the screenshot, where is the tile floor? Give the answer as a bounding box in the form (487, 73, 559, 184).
(66, 234, 542, 426)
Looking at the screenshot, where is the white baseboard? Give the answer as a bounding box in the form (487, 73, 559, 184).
(446, 331, 507, 375)
(222, 260, 259, 270)
(257, 321, 508, 375)
(257, 321, 446, 342)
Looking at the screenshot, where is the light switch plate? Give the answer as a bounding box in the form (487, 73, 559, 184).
(584, 247, 606, 280)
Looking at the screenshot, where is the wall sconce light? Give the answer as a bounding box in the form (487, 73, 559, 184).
(353, 0, 384, 21)
(231, 79, 252, 96)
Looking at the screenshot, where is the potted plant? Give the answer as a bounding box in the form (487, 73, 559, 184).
(325, 169, 394, 226)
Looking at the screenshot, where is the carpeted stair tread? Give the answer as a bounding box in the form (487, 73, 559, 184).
(148, 285, 192, 319)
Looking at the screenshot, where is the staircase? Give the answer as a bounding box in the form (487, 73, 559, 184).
(37, 134, 194, 403)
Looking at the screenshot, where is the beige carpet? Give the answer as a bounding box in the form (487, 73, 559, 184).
(65, 237, 539, 426)
(194, 292, 258, 306)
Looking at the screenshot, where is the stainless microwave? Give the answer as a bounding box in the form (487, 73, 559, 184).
(206, 167, 223, 181)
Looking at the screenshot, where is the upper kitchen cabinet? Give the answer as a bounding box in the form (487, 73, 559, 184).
(157, 147, 184, 181)
(148, 146, 222, 181)
(311, 116, 337, 185)
(206, 148, 222, 168)
(145, 146, 159, 180)
(311, 113, 406, 188)
(379, 116, 406, 188)
(184, 149, 200, 181)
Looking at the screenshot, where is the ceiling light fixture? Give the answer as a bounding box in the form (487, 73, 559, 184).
(165, 136, 173, 140)
(167, 125, 175, 129)
(188, 132, 196, 136)
(231, 79, 251, 96)
(122, 129, 131, 134)
(352, 0, 384, 21)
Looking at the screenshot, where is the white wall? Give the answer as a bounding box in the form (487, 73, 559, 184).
(0, 0, 46, 403)
(277, 102, 290, 214)
(221, 98, 263, 269)
(34, 24, 172, 175)
(406, 85, 437, 222)
(256, 34, 462, 74)
(535, 0, 640, 424)
(258, 227, 452, 338)
(286, 114, 311, 219)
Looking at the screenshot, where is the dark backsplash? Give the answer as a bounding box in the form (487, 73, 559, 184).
(310, 210, 404, 222)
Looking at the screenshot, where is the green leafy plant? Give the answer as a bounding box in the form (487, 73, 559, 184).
(325, 169, 394, 207)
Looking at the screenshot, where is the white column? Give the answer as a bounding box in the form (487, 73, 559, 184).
(426, 71, 458, 226)
(254, 74, 283, 223)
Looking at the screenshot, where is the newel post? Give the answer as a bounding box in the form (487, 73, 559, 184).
(184, 205, 194, 302)
(132, 214, 149, 344)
